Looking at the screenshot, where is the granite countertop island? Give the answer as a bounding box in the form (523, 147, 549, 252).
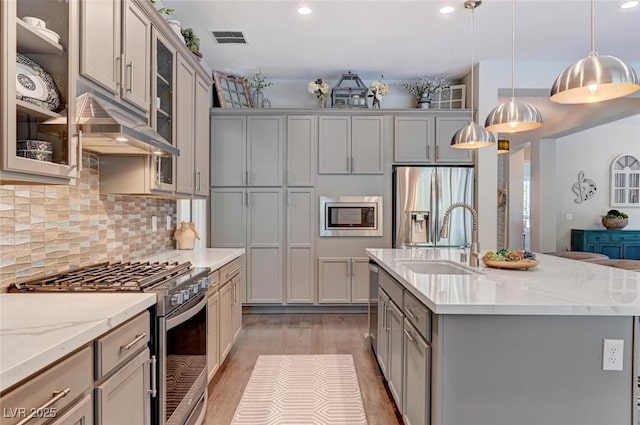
(367, 247, 639, 425)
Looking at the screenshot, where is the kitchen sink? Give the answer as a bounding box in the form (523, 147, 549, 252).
(396, 260, 478, 275)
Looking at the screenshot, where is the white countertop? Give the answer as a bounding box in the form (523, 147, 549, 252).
(141, 248, 245, 270)
(0, 293, 156, 393)
(367, 248, 640, 316)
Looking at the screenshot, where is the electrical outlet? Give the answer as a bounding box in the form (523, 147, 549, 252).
(166, 215, 172, 231)
(151, 216, 158, 232)
(566, 213, 573, 221)
(602, 339, 624, 371)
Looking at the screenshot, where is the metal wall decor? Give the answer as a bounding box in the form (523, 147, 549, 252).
(331, 72, 369, 108)
(212, 70, 252, 108)
(572, 170, 597, 203)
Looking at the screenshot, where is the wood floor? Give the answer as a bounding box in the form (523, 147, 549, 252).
(204, 313, 402, 425)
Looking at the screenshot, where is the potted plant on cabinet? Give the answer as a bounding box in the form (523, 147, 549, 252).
(602, 209, 629, 229)
(181, 28, 202, 61)
(150, 0, 182, 37)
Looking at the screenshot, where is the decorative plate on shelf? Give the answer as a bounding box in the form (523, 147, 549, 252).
(482, 258, 539, 270)
(15, 54, 60, 111)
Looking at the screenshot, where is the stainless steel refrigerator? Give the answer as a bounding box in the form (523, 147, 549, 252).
(393, 166, 475, 247)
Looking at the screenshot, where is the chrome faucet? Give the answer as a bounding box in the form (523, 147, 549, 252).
(439, 202, 479, 267)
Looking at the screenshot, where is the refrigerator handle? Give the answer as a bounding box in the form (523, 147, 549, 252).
(430, 168, 439, 244)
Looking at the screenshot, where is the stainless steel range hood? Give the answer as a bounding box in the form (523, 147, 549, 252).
(43, 93, 179, 156)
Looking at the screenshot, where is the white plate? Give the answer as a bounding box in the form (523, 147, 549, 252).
(15, 54, 60, 111)
(35, 27, 60, 44)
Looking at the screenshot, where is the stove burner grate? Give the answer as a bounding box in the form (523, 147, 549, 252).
(9, 261, 192, 292)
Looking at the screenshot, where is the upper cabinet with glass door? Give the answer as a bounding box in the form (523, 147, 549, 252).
(151, 29, 176, 192)
(0, 0, 79, 184)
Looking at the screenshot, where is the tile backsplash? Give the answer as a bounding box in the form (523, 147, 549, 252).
(0, 153, 176, 291)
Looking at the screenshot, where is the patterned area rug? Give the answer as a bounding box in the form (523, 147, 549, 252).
(231, 354, 368, 425)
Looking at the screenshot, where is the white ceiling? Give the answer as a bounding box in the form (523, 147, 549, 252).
(164, 0, 640, 81)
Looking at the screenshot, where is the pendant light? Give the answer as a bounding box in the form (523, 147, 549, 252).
(485, 0, 543, 133)
(451, 0, 495, 150)
(550, 0, 640, 104)
(497, 139, 510, 154)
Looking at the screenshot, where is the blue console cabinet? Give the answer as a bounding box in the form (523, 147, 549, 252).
(570, 229, 640, 260)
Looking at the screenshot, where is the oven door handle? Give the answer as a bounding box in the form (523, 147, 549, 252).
(166, 294, 207, 331)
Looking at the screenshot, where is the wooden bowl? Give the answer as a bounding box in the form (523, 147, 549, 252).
(482, 259, 539, 270)
(602, 217, 628, 230)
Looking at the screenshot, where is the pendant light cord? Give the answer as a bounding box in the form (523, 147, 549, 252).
(471, 5, 476, 123)
(590, 0, 596, 54)
(511, 0, 515, 100)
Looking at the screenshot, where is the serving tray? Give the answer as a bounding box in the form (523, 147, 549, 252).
(482, 259, 539, 270)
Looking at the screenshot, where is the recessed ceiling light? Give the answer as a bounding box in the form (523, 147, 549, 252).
(620, 1, 639, 8)
(297, 6, 312, 15)
(439, 6, 455, 14)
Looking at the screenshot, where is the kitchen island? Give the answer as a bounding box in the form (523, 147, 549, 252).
(367, 248, 639, 425)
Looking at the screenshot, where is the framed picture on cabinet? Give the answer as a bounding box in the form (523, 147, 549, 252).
(213, 71, 252, 108)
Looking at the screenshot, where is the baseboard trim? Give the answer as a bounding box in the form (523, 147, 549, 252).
(242, 305, 368, 314)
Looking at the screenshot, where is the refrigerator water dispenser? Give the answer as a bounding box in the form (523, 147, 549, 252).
(409, 210, 429, 244)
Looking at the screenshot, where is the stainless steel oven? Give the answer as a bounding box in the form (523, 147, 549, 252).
(319, 196, 383, 237)
(156, 269, 210, 425)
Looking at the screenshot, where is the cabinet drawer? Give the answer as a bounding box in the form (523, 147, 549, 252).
(611, 233, 640, 242)
(208, 269, 220, 292)
(49, 393, 93, 425)
(220, 258, 241, 283)
(379, 268, 403, 306)
(0, 345, 93, 425)
(95, 311, 150, 379)
(585, 233, 610, 243)
(403, 291, 431, 342)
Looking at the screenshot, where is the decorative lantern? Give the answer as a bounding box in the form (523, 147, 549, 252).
(331, 71, 369, 108)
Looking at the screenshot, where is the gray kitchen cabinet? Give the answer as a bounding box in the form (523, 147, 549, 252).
(95, 348, 151, 425)
(318, 116, 384, 174)
(286, 115, 317, 186)
(387, 299, 405, 410)
(175, 54, 196, 195)
(218, 280, 233, 362)
(207, 283, 220, 382)
(150, 29, 176, 193)
(377, 289, 391, 379)
(317, 257, 370, 304)
(286, 189, 315, 303)
(80, 0, 151, 113)
(394, 114, 473, 164)
(211, 188, 283, 304)
(402, 319, 431, 425)
(211, 116, 284, 187)
(232, 271, 243, 341)
(1, 0, 79, 184)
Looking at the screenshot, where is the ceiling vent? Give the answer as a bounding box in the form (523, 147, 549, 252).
(210, 31, 247, 44)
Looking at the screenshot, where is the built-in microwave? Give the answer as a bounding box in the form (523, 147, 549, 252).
(319, 196, 383, 237)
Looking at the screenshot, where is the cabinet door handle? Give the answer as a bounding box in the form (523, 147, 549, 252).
(156, 157, 161, 184)
(197, 171, 201, 191)
(381, 304, 387, 329)
(386, 308, 391, 331)
(404, 307, 415, 319)
(149, 355, 157, 397)
(346, 157, 350, 172)
(351, 157, 354, 172)
(126, 61, 133, 93)
(193, 170, 198, 190)
(115, 55, 121, 88)
(120, 332, 147, 351)
(15, 388, 71, 425)
(77, 130, 83, 172)
(404, 328, 416, 343)
(435, 144, 439, 160)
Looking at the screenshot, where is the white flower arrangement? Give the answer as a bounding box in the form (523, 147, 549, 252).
(401, 74, 450, 100)
(246, 70, 273, 91)
(369, 79, 389, 101)
(308, 78, 330, 98)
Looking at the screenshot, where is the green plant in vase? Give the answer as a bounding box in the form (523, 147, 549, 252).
(601, 209, 629, 229)
(181, 28, 202, 60)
